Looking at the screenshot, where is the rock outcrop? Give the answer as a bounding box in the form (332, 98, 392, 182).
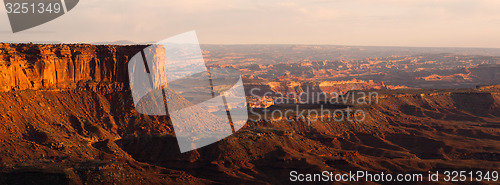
(0, 43, 147, 91)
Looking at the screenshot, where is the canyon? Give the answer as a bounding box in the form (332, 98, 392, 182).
(0, 43, 498, 184)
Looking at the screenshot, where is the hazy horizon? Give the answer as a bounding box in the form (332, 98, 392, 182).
(3, 41, 500, 50)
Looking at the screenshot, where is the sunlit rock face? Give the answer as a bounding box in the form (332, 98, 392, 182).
(0, 43, 146, 91)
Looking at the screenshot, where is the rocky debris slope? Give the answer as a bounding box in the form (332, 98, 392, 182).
(0, 89, 212, 184)
(0, 84, 498, 184)
(119, 87, 500, 184)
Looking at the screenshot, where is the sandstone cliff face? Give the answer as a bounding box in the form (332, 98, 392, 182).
(0, 43, 146, 91)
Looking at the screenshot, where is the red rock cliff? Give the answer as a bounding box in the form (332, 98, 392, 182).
(0, 43, 146, 91)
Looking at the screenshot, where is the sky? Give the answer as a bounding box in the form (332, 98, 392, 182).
(1, 0, 500, 48)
